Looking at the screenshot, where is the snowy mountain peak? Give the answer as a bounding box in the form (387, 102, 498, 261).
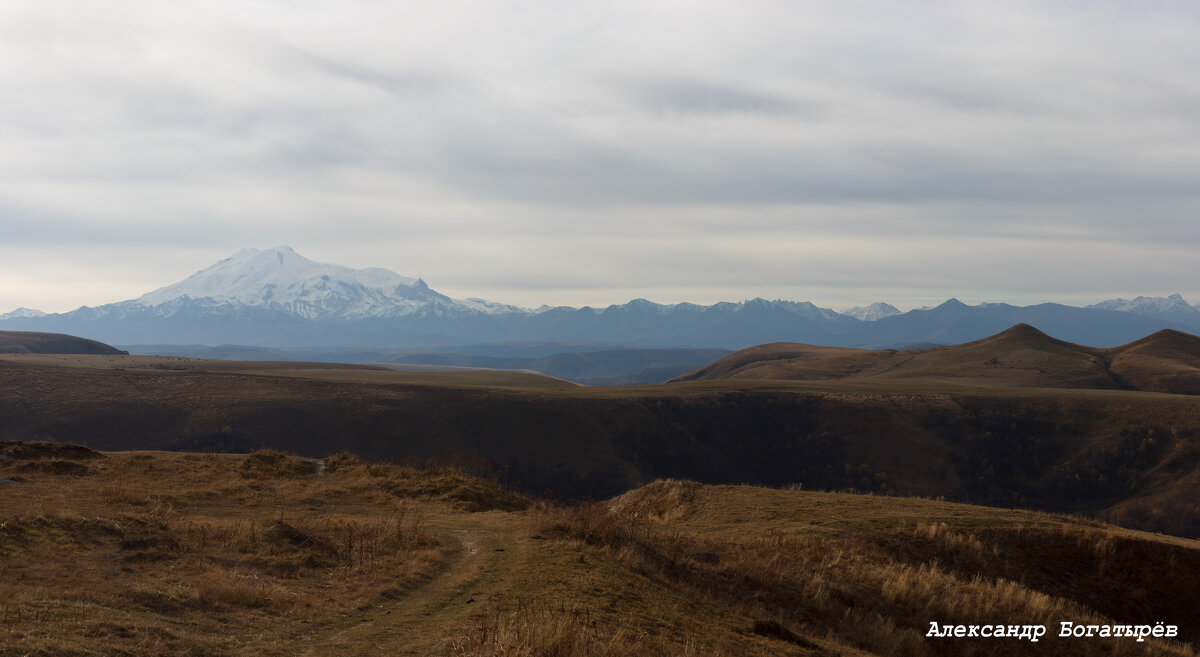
(839, 302, 901, 322)
(454, 297, 528, 314)
(1088, 294, 1198, 316)
(132, 247, 455, 319)
(0, 307, 47, 320)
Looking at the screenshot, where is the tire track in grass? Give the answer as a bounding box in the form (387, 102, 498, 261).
(300, 513, 528, 656)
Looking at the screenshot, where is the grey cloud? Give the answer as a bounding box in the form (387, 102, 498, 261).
(270, 43, 446, 97)
(1, 1, 1199, 314)
(619, 78, 821, 118)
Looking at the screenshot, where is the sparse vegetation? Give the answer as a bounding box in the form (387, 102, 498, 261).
(0, 446, 473, 655)
(0, 447, 1197, 656)
(536, 481, 1199, 656)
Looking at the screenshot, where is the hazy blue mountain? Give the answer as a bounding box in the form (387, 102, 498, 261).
(1087, 294, 1200, 330)
(839, 302, 902, 321)
(2, 247, 1196, 351)
(0, 308, 47, 320)
(846, 299, 1188, 348)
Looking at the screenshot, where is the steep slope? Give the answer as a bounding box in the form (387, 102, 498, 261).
(0, 330, 127, 355)
(1107, 329, 1200, 395)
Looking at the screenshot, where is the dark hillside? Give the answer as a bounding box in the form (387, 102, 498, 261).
(0, 330, 127, 355)
(2, 354, 1200, 538)
(1107, 329, 1200, 395)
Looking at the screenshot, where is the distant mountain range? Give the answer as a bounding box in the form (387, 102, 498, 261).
(3, 246, 1198, 350)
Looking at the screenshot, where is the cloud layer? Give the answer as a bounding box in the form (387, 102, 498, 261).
(1, 1, 1198, 312)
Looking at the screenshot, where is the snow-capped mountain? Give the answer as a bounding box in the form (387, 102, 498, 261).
(0, 247, 532, 346)
(133, 246, 500, 320)
(2, 247, 1198, 349)
(1086, 294, 1200, 331)
(1088, 294, 1199, 316)
(0, 307, 47, 320)
(453, 297, 528, 314)
(839, 302, 902, 321)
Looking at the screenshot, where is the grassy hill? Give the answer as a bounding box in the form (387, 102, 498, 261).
(675, 324, 1200, 395)
(1108, 330, 1200, 395)
(0, 445, 1196, 656)
(0, 330, 127, 356)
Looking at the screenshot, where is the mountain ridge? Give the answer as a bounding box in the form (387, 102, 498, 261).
(3, 247, 1198, 349)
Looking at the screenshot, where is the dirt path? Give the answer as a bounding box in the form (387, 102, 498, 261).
(299, 512, 533, 656)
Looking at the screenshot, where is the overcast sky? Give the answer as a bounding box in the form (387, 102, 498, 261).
(2, 1, 1198, 313)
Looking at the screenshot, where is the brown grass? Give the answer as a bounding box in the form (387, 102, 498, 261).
(0, 448, 485, 656)
(2, 446, 1198, 656)
(535, 481, 1200, 656)
(449, 599, 735, 657)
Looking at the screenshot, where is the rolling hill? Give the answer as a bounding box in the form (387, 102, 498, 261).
(677, 324, 1200, 395)
(0, 330, 127, 356)
(1108, 329, 1200, 395)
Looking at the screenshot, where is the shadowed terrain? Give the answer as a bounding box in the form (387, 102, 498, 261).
(2, 326, 1200, 542)
(0, 331, 127, 356)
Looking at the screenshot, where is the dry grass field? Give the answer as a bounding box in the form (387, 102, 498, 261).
(1, 443, 1197, 656)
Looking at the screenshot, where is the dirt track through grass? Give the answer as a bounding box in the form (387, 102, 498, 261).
(300, 513, 532, 656)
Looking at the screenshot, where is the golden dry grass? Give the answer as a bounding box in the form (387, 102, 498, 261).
(0, 446, 524, 656)
(2, 445, 1198, 656)
(534, 480, 1200, 656)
